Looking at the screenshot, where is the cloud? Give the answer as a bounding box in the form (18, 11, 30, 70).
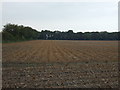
(1, 2, 118, 32)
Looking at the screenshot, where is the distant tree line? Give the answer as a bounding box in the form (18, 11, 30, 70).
(2, 23, 120, 42)
(2, 23, 39, 42)
(38, 30, 119, 40)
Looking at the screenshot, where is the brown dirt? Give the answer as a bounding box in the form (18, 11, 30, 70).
(2, 40, 119, 88)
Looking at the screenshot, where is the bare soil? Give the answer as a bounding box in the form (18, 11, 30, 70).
(2, 40, 119, 88)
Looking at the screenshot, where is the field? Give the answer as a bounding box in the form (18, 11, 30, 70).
(2, 40, 119, 88)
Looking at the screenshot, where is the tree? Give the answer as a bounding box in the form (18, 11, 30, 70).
(2, 23, 39, 42)
(2, 23, 119, 42)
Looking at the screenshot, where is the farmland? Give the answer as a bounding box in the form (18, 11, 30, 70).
(2, 40, 119, 88)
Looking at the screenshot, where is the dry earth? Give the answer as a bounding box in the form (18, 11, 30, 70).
(2, 40, 119, 88)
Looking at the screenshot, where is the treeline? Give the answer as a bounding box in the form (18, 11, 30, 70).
(2, 23, 119, 42)
(2, 23, 39, 42)
(38, 30, 119, 40)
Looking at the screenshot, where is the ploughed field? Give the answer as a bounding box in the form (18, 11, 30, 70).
(2, 40, 119, 88)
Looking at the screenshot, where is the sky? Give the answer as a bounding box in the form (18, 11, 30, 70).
(1, 1, 118, 32)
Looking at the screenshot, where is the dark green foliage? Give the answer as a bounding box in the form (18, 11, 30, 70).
(38, 30, 119, 40)
(2, 23, 119, 43)
(2, 23, 39, 42)
(2, 31, 15, 41)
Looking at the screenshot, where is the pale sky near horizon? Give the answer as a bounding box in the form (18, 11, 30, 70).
(1, 1, 118, 32)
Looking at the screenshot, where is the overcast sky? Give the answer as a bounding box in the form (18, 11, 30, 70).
(2, 1, 118, 32)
